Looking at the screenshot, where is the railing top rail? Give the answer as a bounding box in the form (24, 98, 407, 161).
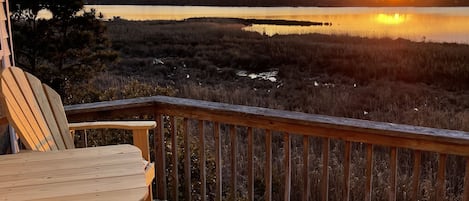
(65, 95, 469, 154)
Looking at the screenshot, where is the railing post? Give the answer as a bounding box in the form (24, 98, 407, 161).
(436, 154, 447, 200)
(199, 120, 206, 201)
(265, 129, 272, 201)
(183, 118, 191, 201)
(155, 113, 167, 200)
(365, 144, 373, 201)
(322, 138, 330, 201)
(303, 136, 310, 201)
(214, 122, 222, 201)
(463, 157, 469, 201)
(284, 132, 291, 201)
(247, 127, 254, 201)
(343, 141, 351, 201)
(170, 117, 178, 201)
(230, 125, 238, 200)
(412, 150, 421, 201)
(389, 147, 397, 201)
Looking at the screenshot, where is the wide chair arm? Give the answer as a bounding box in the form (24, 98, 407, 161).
(68, 121, 156, 130)
(68, 121, 156, 161)
(69, 121, 156, 188)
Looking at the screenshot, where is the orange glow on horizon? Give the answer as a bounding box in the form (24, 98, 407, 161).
(376, 13, 407, 25)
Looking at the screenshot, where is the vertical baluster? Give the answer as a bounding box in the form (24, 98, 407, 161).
(462, 157, 469, 201)
(230, 125, 238, 200)
(184, 118, 191, 201)
(247, 127, 254, 201)
(84, 130, 88, 148)
(389, 147, 397, 201)
(436, 154, 447, 200)
(411, 150, 421, 201)
(343, 141, 351, 201)
(170, 117, 178, 201)
(322, 138, 330, 201)
(214, 122, 222, 201)
(284, 132, 291, 201)
(199, 120, 206, 201)
(365, 144, 373, 201)
(303, 136, 310, 201)
(155, 113, 167, 200)
(265, 129, 272, 201)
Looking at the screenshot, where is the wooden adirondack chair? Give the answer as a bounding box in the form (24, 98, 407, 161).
(0, 66, 156, 201)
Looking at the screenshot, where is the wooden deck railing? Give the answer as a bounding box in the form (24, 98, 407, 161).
(65, 95, 469, 201)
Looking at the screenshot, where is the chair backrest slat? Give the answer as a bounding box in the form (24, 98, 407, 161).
(1, 78, 42, 150)
(25, 72, 67, 150)
(0, 67, 73, 151)
(8, 67, 57, 151)
(43, 84, 74, 149)
(1, 68, 50, 150)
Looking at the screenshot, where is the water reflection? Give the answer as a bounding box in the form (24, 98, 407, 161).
(376, 13, 407, 25)
(78, 6, 469, 44)
(242, 11, 469, 44)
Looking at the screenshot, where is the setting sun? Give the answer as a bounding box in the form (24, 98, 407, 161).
(376, 13, 407, 25)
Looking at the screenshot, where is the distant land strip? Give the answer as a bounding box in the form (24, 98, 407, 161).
(185, 17, 330, 26)
(85, 0, 469, 7)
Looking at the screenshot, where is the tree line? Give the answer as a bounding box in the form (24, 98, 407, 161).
(10, 0, 117, 96)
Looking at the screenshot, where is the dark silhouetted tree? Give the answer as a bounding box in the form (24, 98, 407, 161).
(10, 0, 118, 95)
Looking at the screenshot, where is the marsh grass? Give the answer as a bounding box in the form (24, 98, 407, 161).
(69, 19, 469, 200)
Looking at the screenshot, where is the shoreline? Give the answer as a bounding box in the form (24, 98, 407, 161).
(184, 17, 330, 26)
(109, 18, 468, 45)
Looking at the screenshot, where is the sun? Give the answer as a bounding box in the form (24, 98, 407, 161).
(376, 13, 407, 25)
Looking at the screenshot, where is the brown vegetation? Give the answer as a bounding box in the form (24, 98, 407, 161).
(69, 19, 469, 132)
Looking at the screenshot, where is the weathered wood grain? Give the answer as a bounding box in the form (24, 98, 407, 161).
(436, 154, 447, 200)
(389, 147, 397, 201)
(284, 132, 291, 201)
(322, 138, 329, 201)
(65, 96, 469, 156)
(183, 118, 191, 201)
(463, 157, 469, 201)
(214, 122, 222, 201)
(198, 120, 206, 201)
(230, 125, 237, 201)
(155, 113, 167, 200)
(265, 129, 272, 201)
(343, 141, 351, 201)
(412, 150, 421, 201)
(365, 144, 373, 201)
(303, 136, 310, 201)
(62, 95, 469, 201)
(247, 127, 254, 201)
(170, 116, 178, 201)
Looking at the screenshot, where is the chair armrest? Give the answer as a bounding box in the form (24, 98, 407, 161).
(69, 121, 155, 162)
(69, 121, 156, 130)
